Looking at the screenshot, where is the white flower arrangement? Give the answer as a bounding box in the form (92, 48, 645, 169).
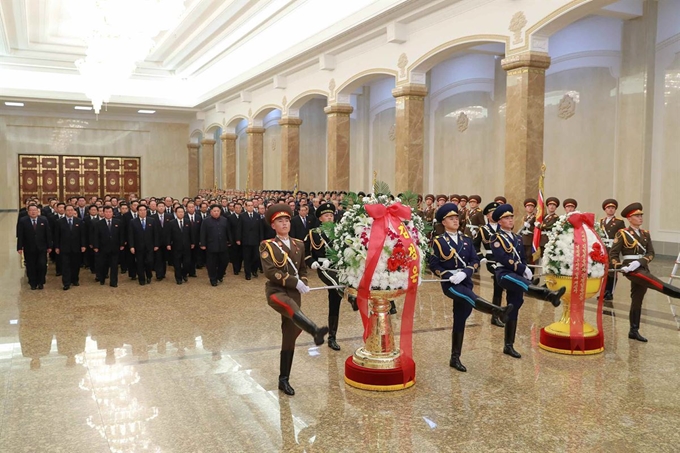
(321, 191, 429, 291)
(541, 211, 608, 278)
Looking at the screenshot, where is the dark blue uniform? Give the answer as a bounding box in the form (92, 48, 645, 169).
(490, 230, 531, 321)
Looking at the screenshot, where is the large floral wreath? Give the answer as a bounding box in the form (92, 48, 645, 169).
(541, 211, 607, 278)
(321, 187, 429, 291)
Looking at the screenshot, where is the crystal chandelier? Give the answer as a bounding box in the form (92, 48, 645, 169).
(74, 0, 186, 114)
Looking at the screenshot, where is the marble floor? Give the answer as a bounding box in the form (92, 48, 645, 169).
(1, 212, 679, 452)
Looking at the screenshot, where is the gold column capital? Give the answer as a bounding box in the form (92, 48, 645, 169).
(392, 84, 428, 98)
(246, 126, 266, 135)
(187, 143, 200, 149)
(324, 103, 354, 116)
(501, 51, 551, 72)
(278, 117, 303, 127)
(220, 133, 237, 141)
(200, 138, 216, 146)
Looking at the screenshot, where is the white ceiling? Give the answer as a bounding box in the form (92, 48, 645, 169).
(0, 0, 408, 115)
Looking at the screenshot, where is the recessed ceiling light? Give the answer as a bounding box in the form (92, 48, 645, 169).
(5, 102, 24, 107)
(74, 106, 92, 111)
(138, 109, 156, 114)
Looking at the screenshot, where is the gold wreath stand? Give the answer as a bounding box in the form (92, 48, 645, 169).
(539, 275, 604, 355)
(344, 289, 415, 391)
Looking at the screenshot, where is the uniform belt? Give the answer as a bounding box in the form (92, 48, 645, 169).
(622, 254, 643, 260)
(602, 239, 613, 247)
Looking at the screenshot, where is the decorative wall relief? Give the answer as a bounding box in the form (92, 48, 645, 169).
(558, 94, 576, 120)
(247, 108, 253, 118)
(457, 112, 469, 132)
(398, 53, 408, 78)
(282, 96, 288, 108)
(388, 124, 396, 141)
(509, 12, 527, 45)
(328, 78, 336, 98)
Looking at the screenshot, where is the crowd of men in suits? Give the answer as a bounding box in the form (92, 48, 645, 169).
(15, 190, 348, 290)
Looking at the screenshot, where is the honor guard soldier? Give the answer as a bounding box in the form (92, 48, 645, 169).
(464, 195, 484, 241)
(519, 198, 537, 264)
(479, 202, 506, 326)
(305, 202, 354, 352)
(433, 194, 448, 236)
(429, 203, 513, 372)
(490, 204, 566, 358)
(423, 194, 436, 224)
(539, 197, 560, 255)
(261, 204, 329, 396)
(494, 196, 507, 205)
(609, 203, 680, 342)
(600, 199, 626, 300)
(563, 198, 577, 214)
(458, 195, 469, 232)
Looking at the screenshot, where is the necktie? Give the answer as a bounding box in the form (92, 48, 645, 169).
(142, 219, 146, 230)
(302, 217, 306, 228)
(249, 213, 253, 219)
(68, 218, 73, 229)
(160, 215, 163, 227)
(180, 219, 183, 229)
(32, 219, 36, 230)
(107, 220, 111, 232)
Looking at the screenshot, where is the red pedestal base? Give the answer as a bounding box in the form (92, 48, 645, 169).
(539, 328, 604, 355)
(344, 356, 416, 391)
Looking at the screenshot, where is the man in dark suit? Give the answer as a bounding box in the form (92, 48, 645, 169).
(185, 201, 200, 277)
(290, 205, 312, 241)
(200, 205, 232, 286)
(241, 201, 263, 280)
(128, 205, 159, 285)
(149, 202, 171, 280)
(259, 205, 275, 241)
(196, 201, 209, 268)
(49, 202, 66, 276)
(92, 206, 125, 287)
(166, 206, 194, 284)
(17, 204, 52, 290)
(84, 205, 100, 276)
(228, 203, 243, 275)
(122, 200, 139, 280)
(54, 205, 86, 290)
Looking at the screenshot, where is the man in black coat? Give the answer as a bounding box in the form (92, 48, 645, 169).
(128, 205, 159, 285)
(54, 205, 86, 290)
(200, 205, 232, 286)
(49, 202, 66, 277)
(122, 200, 139, 280)
(83, 205, 100, 275)
(92, 206, 125, 287)
(241, 200, 263, 280)
(290, 205, 313, 241)
(149, 202, 171, 280)
(16, 204, 52, 290)
(185, 201, 200, 277)
(228, 203, 244, 275)
(166, 206, 194, 284)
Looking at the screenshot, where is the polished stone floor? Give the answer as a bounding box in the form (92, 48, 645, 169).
(1, 212, 679, 452)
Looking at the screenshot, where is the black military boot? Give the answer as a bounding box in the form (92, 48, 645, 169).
(490, 293, 505, 327)
(292, 312, 329, 346)
(474, 297, 514, 324)
(347, 295, 359, 311)
(327, 316, 341, 351)
(503, 320, 521, 359)
(389, 300, 397, 315)
(449, 331, 466, 372)
(628, 309, 648, 342)
(528, 285, 565, 307)
(278, 351, 295, 395)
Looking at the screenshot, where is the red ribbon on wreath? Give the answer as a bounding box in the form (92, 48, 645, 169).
(567, 213, 606, 352)
(359, 202, 419, 384)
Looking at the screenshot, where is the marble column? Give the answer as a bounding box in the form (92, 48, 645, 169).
(324, 103, 353, 191)
(200, 138, 216, 190)
(392, 84, 427, 194)
(279, 117, 302, 190)
(187, 143, 200, 196)
(246, 126, 265, 190)
(501, 52, 551, 209)
(615, 0, 657, 211)
(221, 132, 237, 189)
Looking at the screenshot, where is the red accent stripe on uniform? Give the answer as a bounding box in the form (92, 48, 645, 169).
(270, 294, 294, 317)
(631, 272, 664, 291)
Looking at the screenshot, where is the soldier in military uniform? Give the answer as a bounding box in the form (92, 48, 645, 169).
(304, 202, 349, 352)
(449, 194, 460, 205)
(423, 194, 436, 225)
(563, 198, 577, 214)
(519, 198, 537, 265)
(464, 195, 483, 240)
(479, 202, 506, 327)
(490, 204, 565, 358)
(429, 203, 513, 372)
(494, 196, 507, 205)
(260, 204, 329, 395)
(600, 199, 626, 301)
(458, 195, 469, 233)
(433, 194, 448, 236)
(539, 197, 560, 256)
(609, 203, 680, 342)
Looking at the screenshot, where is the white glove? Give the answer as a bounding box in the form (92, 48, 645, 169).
(320, 259, 331, 270)
(480, 258, 488, 266)
(534, 221, 541, 228)
(296, 280, 310, 294)
(449, 272, 466, 285)
(311, 261, 320, 270)
(622, 261, 641, 273)
(523, 267, 533, 280)
(524, 222, 531, 229)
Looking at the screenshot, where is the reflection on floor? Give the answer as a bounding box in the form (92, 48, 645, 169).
(0, 212, 679, 452)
